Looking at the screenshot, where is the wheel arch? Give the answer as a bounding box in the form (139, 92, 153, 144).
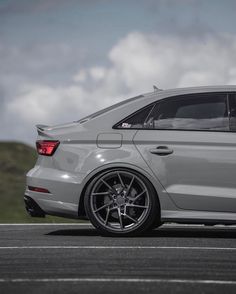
(78, 163, 161, 219)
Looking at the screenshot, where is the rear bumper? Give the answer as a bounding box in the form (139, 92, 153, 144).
(24, 196, 45, 217)
(25, 166, 87, 219)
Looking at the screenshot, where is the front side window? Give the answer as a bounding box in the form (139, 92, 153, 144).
(146, 93, 229, 131)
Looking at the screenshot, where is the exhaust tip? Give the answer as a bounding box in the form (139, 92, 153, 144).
(24, 196, 45, 217)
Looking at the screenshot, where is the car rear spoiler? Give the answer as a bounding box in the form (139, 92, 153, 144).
(36, 124, 51, 136)
(36, 124, 49, 131)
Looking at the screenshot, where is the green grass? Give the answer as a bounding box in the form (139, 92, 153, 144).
(0, 141, 79, 223)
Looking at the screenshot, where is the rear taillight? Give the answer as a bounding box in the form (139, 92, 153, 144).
(36, 140, 60, 156)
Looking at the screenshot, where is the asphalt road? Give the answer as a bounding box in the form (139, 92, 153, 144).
(1, 223, 236, 294)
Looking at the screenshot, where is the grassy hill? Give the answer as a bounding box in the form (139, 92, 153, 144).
(0, 141, 78, 223)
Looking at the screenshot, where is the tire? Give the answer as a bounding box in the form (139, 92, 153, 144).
(84, 168, 160, 236)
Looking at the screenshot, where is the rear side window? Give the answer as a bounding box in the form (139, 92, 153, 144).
(115, 104, 154, 129)
(146, 93, 229, 131)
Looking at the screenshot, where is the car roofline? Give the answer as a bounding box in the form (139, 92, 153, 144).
(78, 85, 236, 125)
(143, 85, 236, 99)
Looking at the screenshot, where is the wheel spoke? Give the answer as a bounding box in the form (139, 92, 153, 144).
(117, 208, 123, 229)
(93, 201, 113, 213)
(128, 190, 147, 202)
(104, 209, 110, 225)
(124, 213, 138, 223)
(126, 204, 148, 209)
(92, 192, 109, 196)
(126, 176, 135, 196)
(117, 172, 125, 188)
(101, 179, 117, 194)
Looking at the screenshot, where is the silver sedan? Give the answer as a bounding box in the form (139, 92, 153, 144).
(25, 85, 236, 236)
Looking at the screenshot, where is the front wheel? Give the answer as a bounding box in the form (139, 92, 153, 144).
(84, 169, 160, 236)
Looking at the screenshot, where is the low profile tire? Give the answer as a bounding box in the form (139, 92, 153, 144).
(84, 169, 160, 236)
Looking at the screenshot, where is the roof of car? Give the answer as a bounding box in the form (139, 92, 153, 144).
(144, 85, 236, 100)
(78, 85, 236, 128)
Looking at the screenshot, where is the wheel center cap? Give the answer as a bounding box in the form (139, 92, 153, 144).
(116, 196, 125, 206)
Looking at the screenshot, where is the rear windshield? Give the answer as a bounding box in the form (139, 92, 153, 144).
(77, 95, 144, 123)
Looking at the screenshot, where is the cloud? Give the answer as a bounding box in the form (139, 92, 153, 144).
(2, 31, 236, 143)
(107, 32, 236, 90)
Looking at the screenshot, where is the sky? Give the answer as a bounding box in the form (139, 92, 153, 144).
(1, 0, 236, 144)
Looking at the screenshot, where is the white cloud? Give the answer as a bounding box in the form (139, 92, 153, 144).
(2, 31, 236, 143)
(89, 67, 106, 81)
(73, 70, 87, 83)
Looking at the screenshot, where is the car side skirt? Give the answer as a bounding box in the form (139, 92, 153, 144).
(161, 209, 236, 225)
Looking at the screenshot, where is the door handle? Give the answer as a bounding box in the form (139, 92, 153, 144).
(149, 146, 173, 156)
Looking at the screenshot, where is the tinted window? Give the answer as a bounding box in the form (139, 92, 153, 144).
(229, 94, 236, 131)
(146, 93, 229, 131)
(115, 104, 154, 129)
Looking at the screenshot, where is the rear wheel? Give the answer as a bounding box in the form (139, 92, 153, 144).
(84, 169, 160, 236)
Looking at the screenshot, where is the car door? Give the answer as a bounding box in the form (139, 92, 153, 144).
(133, 92, 236, 213)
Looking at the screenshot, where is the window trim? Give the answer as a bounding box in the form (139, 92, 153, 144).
(113, 92, 234, 133)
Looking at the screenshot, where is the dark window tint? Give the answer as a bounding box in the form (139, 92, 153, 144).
(146, 93, 229, 131)
(115, 104, 154, 129)
(229, 94, 236, 131)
